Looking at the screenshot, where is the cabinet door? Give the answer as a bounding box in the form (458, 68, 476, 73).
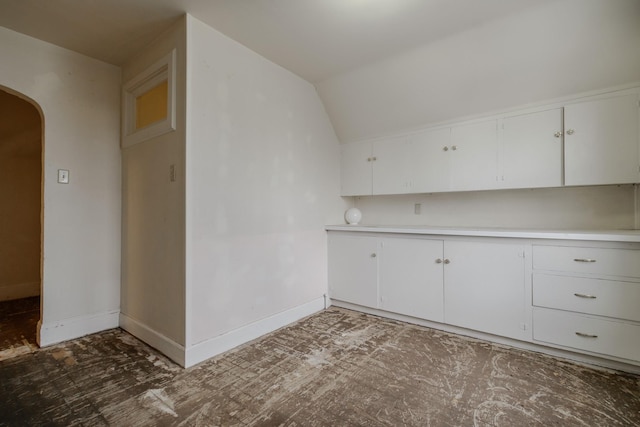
(340, 142, 372, 196)
(408, 127, 451, 193)
(444, 240, 527, 340)
(499, 109, 563, 189)
(564, 93, 640, 186)
(450, 120, 499, 191)
(328, 234, 378, 308)
(372, 136, 412, 195)
(379, 238, 444, 322)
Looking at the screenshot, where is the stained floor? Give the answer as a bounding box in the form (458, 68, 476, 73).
(0, 296, 39, 361)
(0, 307, 639, 426)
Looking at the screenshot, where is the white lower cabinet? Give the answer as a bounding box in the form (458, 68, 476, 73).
(532, 244, 640, 364)
(328, 231, 640, 369)
(327, 233, 379, 308)
(328, 234, 528, 339)
(443, 240, 528, 340)
(379, 238, 444, 322)
(533, 307, 640, 362)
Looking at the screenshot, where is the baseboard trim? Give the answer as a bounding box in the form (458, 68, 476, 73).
(0, 282, 40, 302)
(38, 309, 119, 347)
(184, 297, 325, 368)
(119, 313, 186, 367)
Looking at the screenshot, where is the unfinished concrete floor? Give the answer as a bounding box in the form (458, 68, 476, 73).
(0, 307, 639, 426)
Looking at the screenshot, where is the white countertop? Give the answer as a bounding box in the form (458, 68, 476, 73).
(325, 225, 640, 242)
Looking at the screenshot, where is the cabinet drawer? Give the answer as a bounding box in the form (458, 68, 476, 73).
(533, 307, 640, 362)
(533, 246, 640, 278)
(533, 274, 640, 322)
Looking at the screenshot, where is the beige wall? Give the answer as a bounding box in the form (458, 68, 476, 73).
(0, 89, 41, 301)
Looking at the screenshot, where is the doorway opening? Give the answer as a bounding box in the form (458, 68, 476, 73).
(0, 87, 43, 360)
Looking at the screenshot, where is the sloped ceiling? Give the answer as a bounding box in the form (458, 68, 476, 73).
(0, 0, 554, 82)
(1, 0, 638, 142)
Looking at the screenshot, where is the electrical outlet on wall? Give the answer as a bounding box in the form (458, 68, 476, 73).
(414, 203, 421, 215)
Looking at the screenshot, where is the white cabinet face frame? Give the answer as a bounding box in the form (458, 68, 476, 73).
(122, 50, 177, 148)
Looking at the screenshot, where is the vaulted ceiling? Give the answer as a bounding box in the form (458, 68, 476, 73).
(0, 0, 555, 82)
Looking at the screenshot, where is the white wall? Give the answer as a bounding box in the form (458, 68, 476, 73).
(120, 18, 187, 355)
(317, 0, 640, 143)
(0, 27, 121, 344)
(185, 15, 346, 360)
(353, 186, 636, 230)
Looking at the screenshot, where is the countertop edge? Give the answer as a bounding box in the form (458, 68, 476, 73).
(324, 225, 640, 243)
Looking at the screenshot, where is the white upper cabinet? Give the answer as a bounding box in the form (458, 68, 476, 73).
(340, 88, 640, 196)
(449, 119, 499, 191)
(340, 142, 372, 196)
(408, 127, 451, 193)
(499, 108, 563, 189)
(564, 93, 640, 186)
(372, 136, 412, 195)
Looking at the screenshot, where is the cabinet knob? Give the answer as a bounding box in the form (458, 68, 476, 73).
(554, 131, 562, 138)
(566, 129, 575, 135)
(444, 259, 451, 264)
(370, 253, 377, 258)
(443, 146, 449, 151)
(367, 157, 372, 162)
(372, 156, 377, 161)
(435, 258, 443, 264)
(451, 145, 457, 151)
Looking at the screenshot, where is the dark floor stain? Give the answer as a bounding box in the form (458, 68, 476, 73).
(0, 296, 39, 360)
(0, 307, 638, 426)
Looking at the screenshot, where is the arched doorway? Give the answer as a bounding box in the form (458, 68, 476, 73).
(0, 87, 43, 359)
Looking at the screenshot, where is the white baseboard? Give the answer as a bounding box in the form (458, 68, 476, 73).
(119, 313, 186, 366)
(0, 282, 40, 302)
(38, 309, 119, 347)
(184, 297, 326, 368)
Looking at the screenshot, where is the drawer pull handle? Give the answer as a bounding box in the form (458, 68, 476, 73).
(574, 258, 596, 263)
(575, 332, 598, 338)
(574, 293, 596, 299)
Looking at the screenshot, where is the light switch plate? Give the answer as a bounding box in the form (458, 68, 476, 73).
(58, 169, 69, 184)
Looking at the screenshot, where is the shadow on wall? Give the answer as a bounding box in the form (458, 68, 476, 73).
(0, 87, 42, 303)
